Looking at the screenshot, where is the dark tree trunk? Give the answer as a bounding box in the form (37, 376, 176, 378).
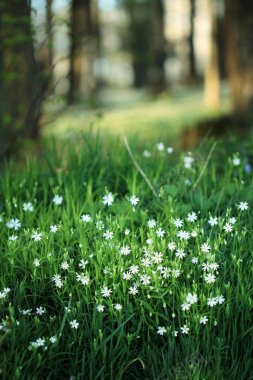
(188, 0, 197, 83)
(150, 0, 166, 92)
(126, 0, 152, 88)
(0, 0, 42, 157)
(68, 0, 95, 104)
(46, 0, 54, 73)
(225, 0, 253, 115)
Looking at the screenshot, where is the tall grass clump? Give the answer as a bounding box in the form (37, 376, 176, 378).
(0, 133, 252, 379)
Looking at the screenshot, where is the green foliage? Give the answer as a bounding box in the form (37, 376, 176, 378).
(0, 133, 252, 379)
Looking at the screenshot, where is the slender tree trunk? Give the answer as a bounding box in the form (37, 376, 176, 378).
(188, 0, 197, 83)
(68, 0, 95, 104)
(126, 0, 151, 88)
(0, 0, 42, 157)
(150, 0, 166, 93)
(225, 0, 253, 115)
(204, 0, 220, 108)
(46, 0, 54, 73)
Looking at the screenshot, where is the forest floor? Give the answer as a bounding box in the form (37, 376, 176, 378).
(43, 85, 231, 146)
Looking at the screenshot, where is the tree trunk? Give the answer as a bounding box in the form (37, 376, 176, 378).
(0, 0, 42, 157)
(188, 0, 197, 83)
(126, 0, 152, 88)
(150, 0, 166, 93)
(68, 0, 97, 104)
(204, 0, 220, 108)
(46, 0, 54, 74)
(225, 0, 253, 115)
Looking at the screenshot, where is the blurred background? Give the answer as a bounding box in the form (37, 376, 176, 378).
(1, 0, 253, 158)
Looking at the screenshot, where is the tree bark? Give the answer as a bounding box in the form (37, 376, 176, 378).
(68, 0, 97, 104)
(0, 0, 42, 157)
(150, 0, 166, 92)
(125, 0, 152, 88)
(225, 0, 253, 115)
(188, 0, 197, 83)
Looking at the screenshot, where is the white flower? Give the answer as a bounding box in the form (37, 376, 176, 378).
(34, 259, 40, 267)
(191, 230, 197, 237)
(156, 228, 165, 238)
(232, 157, 240, 166)
(186, 293, 198, 304)
(61, 261, 69, 270)
(229, 217, 236, 225)
(129, 265, 139, 274)
(204, 273, 216, 284)
(216, 295, 225, 304)
(183, 155, 194, 169)
(6, 218, 21, 230)
(79, 259, 89, 269)
(173, 218, 183, 228)
(156, 142, 165, 151)
(70, 320, 79, 329)
(167, 242, 176, 251)
(120, 245, 131, 256)
(201, 243, 211, 253)
(147, 219, 156, 228)
(31, 231, 43, 241)
(208, 216, 218, 226)
(95, 221, 104, 230)
(207, 297, 218, 307)
(200, 316, 208, 325)
(53, 195, 63, 205)
(114, 303, 122, 311)
(101, 286, 112, 298)
(238, 201, 248, 211)
(23, 202, 34, 212)
(181, 324, 190, 334)
(157, 326, 167, 335)
(139, 274, 151, 285)
(52, 274, 63, 288)
(187, 212, 197, 222)
(223, 223, 233, 233)
(191, 257, 198, 264)
(143, 150, 151, 158)
(36, 338, 45, 347)
(36, 306, 46, 316)
(129, 195, 139, 207)
(103, 230, 114, 240)
(97, 304, 105, 313)
(175, 249, 186, 259)
(122, 271, 132, 280)
(177, 230, 190, 240)
(50, 336, 57, 343)
(125, 228, 130, 235)
(102, 193, 114, 206)
(161, 267, 171, 278)
(172, 330, 178, 337)
(167, 147, 174, 154)
(76, 273, 90, 286)
(8, 235, 18, 241)
(181, 302, 191, 311)
(152, 252, 163, 264)
(129, 285, 139, 295)
(81, 214, 92, 222)
(50, 225, 58, 233)
(171, 269, 181, 278)
(146, 238, 153, 245)
(141, 257, 151, 267)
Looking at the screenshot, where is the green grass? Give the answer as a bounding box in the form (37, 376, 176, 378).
(0, 132, 252, 379)
(43, 87, 230, 143)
